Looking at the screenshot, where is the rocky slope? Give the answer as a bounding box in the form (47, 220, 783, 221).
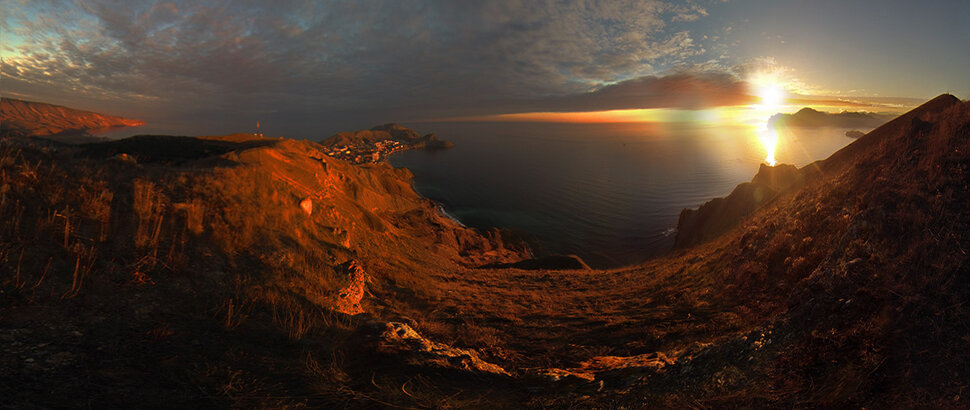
(0, 98, 144, 137)
(675, 162, 803, 248)
(1, 94, 969, 407)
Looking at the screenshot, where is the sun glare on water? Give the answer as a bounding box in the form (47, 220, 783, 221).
(750, 74, 788, 166)
(757, 127, 778, 166)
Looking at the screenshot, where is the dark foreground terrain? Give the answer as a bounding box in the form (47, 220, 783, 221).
(2, 95, 970, 408)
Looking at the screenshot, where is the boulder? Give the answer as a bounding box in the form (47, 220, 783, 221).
(378, 321, 510, 376)
(300, 197, 313, 215)
(331, 260, 369, 315)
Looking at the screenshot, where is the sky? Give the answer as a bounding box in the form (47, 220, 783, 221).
(1, 0, 968, 137)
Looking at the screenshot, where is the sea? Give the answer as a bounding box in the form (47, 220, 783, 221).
(92, 120, 864, 268)
(390, 121, 863, 268)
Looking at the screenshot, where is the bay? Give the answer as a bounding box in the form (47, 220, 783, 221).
(391, 121, 862, 268)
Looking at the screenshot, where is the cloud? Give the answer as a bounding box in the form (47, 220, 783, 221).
(1, 0, 724, 135)
(484, 71, 756, 115)
(670, 3, 709, 22)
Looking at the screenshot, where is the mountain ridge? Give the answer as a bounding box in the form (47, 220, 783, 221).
(0, 98, 144, 138)
(768, 106, 898, 129)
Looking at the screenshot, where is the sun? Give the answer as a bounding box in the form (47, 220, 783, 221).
(756, 82, 785, 108)
(750, 73, 788, 108)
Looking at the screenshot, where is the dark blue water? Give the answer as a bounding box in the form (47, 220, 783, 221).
(390, 121, 857, 268)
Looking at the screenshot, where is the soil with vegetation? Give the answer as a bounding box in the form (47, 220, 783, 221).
(2, 95, 970, 408)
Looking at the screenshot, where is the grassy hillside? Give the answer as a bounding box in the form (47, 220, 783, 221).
(1, 95, 969, 407)
(0, 134, 527, 407)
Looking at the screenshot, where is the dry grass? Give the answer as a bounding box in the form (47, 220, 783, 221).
(3, 99, 970, 408)
(133, 179, 167, 248)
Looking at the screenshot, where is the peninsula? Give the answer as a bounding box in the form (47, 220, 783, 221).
(319, 123, 454, 164)
(0, 98, 144, 139)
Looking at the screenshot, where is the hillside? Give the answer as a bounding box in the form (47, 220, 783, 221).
(677, 94, 961, 249)
(0, 98, 144, 138)
(1, 95, 969, 407)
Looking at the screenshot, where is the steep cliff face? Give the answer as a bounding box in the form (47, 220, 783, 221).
(0, 98, 144, 137)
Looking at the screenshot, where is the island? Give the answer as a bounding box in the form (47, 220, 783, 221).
(768, 107, 897, 129)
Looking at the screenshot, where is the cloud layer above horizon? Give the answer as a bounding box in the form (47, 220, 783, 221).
(2, 0, 968, 136)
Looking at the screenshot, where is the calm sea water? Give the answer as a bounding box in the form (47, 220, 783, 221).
(391, 121, 862, 268)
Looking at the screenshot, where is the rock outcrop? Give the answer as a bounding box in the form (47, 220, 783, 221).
(377, 322, 510, 376)
(330, 260, 370, 315)
(299, 197, 313, 215)
(540, 351, 677, 383)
